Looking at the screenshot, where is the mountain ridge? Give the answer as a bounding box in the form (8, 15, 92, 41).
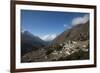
(51, 21, 89, 45)
(21, 31, 47, 56)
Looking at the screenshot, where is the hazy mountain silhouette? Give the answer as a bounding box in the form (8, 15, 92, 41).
(21, 31, 46, 56)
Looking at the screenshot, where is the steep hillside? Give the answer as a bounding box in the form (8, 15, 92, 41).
(52, 21, 89, 44)
(21, 31, 46, 56)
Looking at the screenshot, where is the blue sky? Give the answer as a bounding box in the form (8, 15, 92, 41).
(21, 10, 89, 40)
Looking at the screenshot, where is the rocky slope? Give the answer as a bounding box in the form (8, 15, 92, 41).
(52, 21, 89, 44)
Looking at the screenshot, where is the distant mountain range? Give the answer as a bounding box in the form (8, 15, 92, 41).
(21, 31, 47, 56)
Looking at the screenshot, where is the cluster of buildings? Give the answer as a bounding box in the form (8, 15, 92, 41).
(48, 40, 89, 61)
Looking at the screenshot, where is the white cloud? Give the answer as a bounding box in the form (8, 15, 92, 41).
(40, 34, 57, 41)
(63, 24, 72, 30)
(71, 14, 89, 26)
(63, 24, 68, 27)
